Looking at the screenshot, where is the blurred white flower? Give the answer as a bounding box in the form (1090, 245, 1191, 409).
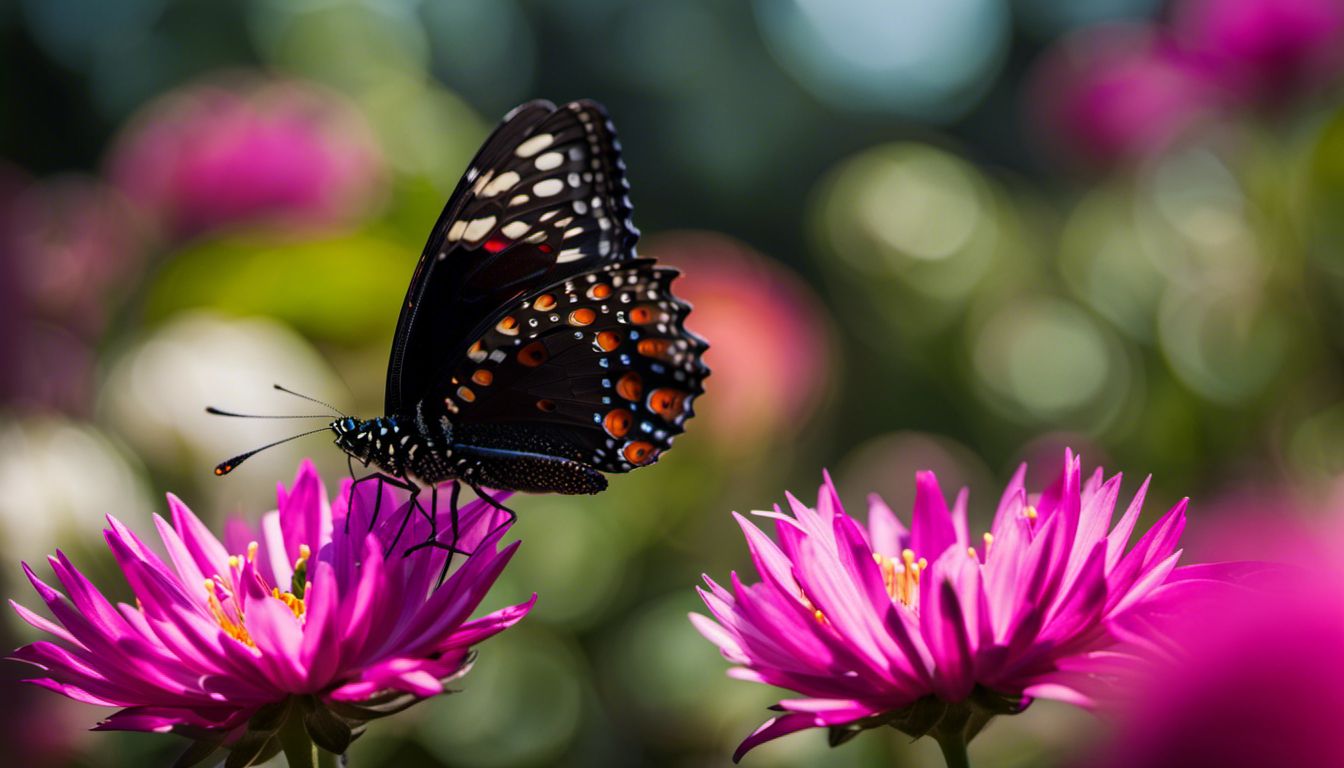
(100, 312, 347, 506)
(0, 416, 152, 563)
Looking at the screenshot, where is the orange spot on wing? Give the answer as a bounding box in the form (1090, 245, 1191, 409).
(536, 399, 557, 412)
(604, 410, 632, 438)
(497, 316, 519, 336)
(595, 330, 621, 352)
(648, 388, 689, 421)
(630, 305, 661, 324)
(569, 308, 597, 326)
(533, 293, 557, 311)
(637, 338, 673, 360)
(616, 372, 643, 401)
(468, 340, 487, 361)
(588, 283, 612, 299)
(519, 341, 548, 367)
(472, 369, 494, 386)
(622, 440, 656, 465)
(457, 386, 476, 403)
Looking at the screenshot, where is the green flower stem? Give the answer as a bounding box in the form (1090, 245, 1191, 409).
(277, 706, 318, 768)
(933, 730, 971, 768)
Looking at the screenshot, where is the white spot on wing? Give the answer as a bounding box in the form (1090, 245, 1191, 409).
(463, 216, 496, 242)
(480, 171, 520, 198)
(447, 220, 467, 241)
(535, 151, 564, 171)
(515, 133, 554, 158)
(556, 247, 586, 263)
(533, 178, 564, 197)
(564, 226, 584, 239)
(502, 221, 530, 239)
(509, 194, 530, 207)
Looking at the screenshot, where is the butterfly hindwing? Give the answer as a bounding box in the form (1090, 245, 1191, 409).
(386, 99, 639, 415)
(443, 260, 707, 473)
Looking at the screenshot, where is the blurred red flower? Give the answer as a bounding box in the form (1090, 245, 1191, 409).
(644, 232, 832, 453)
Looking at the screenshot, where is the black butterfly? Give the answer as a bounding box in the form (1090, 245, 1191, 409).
(211, 100, 708, 551)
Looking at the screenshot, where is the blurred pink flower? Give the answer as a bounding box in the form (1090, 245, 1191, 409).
(0, 175, 143, 412)
(11, 462, 532, 761)
(645, 232, 831, 452)
(693, 450, 1234, 763)
(1173, 0, 1344, 107)
(108, 77, 384, 240)
(1029, 24, 1214, 169)
(1093, 523, 1344, 767)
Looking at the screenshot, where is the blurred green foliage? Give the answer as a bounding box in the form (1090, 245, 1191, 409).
(3, 1, 1343, 767)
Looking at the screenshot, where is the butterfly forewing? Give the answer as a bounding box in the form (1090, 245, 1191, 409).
(443, 260, 707, 473)
(386, 100, 640, 416)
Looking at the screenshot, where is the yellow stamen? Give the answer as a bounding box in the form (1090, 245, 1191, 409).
(799, 591, 829, 626)
(246, 541, 258, 562)
(205, 579, 254, 648)
(271, 587, 306, 619)
(227, 555, 240, 570)
(967, 546, 978, 560)
(297, 544, 311, 562)
(1024, 505, 1038, 521)
(982, 532, 994, 556)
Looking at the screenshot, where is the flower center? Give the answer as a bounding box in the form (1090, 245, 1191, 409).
(204, 542, 311, 648)
(874, 548, 928, 607)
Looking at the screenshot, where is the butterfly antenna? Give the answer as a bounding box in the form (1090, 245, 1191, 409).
(273, 384, 346, 417)
(205, 407, 332, 419)
(213, 426, 332, 476)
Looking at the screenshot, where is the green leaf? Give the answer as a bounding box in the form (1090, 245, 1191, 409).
(304, 704, 353, 755)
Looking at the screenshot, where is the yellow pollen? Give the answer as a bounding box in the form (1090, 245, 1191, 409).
(271, 587, 306, 619)
(205, 579, 254, 648)
(874, 550, 925, 607)
(983, 532, 994, 555)
(967, 546, 978, 560)
(246, 541, 258, 562)
(298, 544, 311, 562)
(227, 555, 240, 570)
(1025, 505, 1038, 520)
(798, 591, 829, 626)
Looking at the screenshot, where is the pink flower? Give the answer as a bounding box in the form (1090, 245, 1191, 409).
(1087, 485, 1344, 767)
(692, 449, 1228, 763)
(1028, 24, 1214, 169)
(10, 461, 532, 762)
(1173, 0, 1344, 107)
(108, 77, 384, 240)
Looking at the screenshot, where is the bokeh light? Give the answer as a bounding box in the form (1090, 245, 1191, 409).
(754, 0, 1010, 121)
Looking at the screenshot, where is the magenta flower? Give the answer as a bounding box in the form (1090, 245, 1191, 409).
(10, 461, 532, 765)
(1094, 543, 1344, 767)
(107, 77, 384, 240)
(1028, 24, 1214, 169)
(1173, 0, 1344, 107)
(692, 450, 1225, 765)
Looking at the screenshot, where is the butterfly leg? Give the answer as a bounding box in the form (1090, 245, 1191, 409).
(467, 481, 518, 541)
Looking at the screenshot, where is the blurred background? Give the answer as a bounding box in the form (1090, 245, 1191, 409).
(2, 0, 1343, 765)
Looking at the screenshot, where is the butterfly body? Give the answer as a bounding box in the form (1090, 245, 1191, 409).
(330, 411, 607, 495)
(323, 99, 706, 498)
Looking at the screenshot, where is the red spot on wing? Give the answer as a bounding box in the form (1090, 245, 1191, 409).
(484, 238, 509, 254)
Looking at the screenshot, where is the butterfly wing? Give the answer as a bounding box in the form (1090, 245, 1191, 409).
(444, 259, 708, 474)
(386, 99, 640, 416)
